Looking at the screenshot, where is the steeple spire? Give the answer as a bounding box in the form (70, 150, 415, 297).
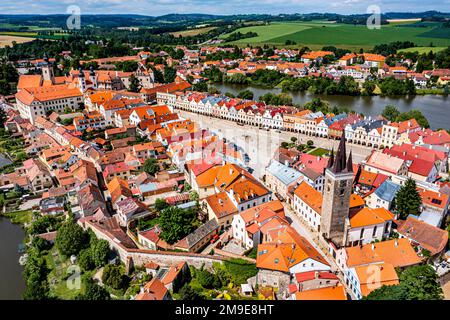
(332, 132, 347, 173)
(327, 147, 335, 168)
(347, 150, 353, 173)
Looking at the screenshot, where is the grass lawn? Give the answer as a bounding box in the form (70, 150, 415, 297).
(398, 46, 447, 54)
(1, 210, 33, 225)
(221, 20, 450, 50)
(308, 147, 330, 157)
(46, 248, 85, 300)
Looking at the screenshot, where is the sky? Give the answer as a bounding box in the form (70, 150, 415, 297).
(0, 0, 448, 16)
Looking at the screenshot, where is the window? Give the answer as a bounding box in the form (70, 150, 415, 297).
(360, 228, 364, 239)
(372, 226, 377, 237)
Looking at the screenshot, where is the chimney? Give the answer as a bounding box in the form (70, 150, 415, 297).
(371, 243, 375, 251)
(229, 168, 233, 175)
(315, 271, 319, 279)
(394, 239, 398, 247)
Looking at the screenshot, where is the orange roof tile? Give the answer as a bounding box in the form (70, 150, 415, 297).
(294, 182, 322, 215)
(354, 263, 399, 297)
(345, 238, 421, 268)
(294, 285, 347, 300)
(349, 207, 394, 228)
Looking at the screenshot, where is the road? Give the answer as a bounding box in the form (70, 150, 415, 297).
(177, 110, 373, 180)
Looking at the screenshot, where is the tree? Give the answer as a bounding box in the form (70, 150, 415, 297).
(307, 140, 314, 147)
(143, 158, 160, 176)
(102, 264, 128, 290)
(290, 137, 297, 144)
(55, 220, 88, 258)
(382, 105, 400, 122)
(237, 89, 254, 100)
(128, 74, 141, 93)
(208, 86, 221, 94)
(363, 80, 376, 96)
(399, 265, 443, 300)
(396, 109, 429, 129)
(364, 283, 408, 300)
(179, 284, 203, 301)
(155, 198, 170, 212)
(365, 265, 443, 300)
(91, 239, 110, 268)
(163, 66, 176, 83)
(197, 269, 217, 289)
(23, 247, 50, 300)
(77, 248, 95, 271)
(77, 279, 111, 300)
(394, 178, 422, 219)
(189, 190, 199, 202)
(158, 207, 197, 244)
(0, 107, 7, 128)
(31, 237, 52, 253)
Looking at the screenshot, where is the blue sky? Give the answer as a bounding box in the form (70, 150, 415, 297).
(0, 0, 448, 15)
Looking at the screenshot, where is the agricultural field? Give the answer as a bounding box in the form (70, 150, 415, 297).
(0, 31, 67, 42)
(221, 21, 450, 50)
(0, 35, 35, 47)
(171, 26, 216, 37)
(398, 46, 447, 54)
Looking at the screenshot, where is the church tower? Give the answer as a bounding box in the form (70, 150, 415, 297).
(89, 65, 97, 89)
(78, 67, 86, 92)
(41, 53, 55, 84)
(320, 132, 353, 247)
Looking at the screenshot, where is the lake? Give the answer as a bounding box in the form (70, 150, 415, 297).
(0, 217, 26, 300)
(212, 83, 450, 130)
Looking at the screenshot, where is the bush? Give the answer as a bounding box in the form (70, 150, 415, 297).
(196, 269, 217, 289)
(76, 279, 110, 300)
(179, 284, 203, 301)
(223, 259, 258, 285)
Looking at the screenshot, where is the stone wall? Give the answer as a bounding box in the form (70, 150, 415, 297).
(83, 219, 225, 271)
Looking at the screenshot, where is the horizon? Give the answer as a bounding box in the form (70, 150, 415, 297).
(0, 0, 448, 16)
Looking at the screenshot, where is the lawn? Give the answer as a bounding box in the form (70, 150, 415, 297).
(221, 20, 450, 50)
(1, 210, 33, 225)
(308, 147, 330, 157)
(45, 248, 84, 299)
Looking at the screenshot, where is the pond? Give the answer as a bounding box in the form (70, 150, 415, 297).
(0, 216, 26, 300)
(212, 83, 450, 130)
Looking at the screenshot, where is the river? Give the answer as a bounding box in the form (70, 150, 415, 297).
(212, 83, 450, 130)
(0, 217, 26, 300)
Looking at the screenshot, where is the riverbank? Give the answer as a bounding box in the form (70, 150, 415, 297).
(211, 83, 450, 130)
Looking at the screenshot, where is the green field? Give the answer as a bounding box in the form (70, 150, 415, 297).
(0, 31, 68, 40)
(222, 21, 450, 50)
(398, 46, 447, 54)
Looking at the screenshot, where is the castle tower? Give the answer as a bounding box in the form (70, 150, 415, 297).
(320, 132, 353, 247)
(41, 53, 55, 84)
